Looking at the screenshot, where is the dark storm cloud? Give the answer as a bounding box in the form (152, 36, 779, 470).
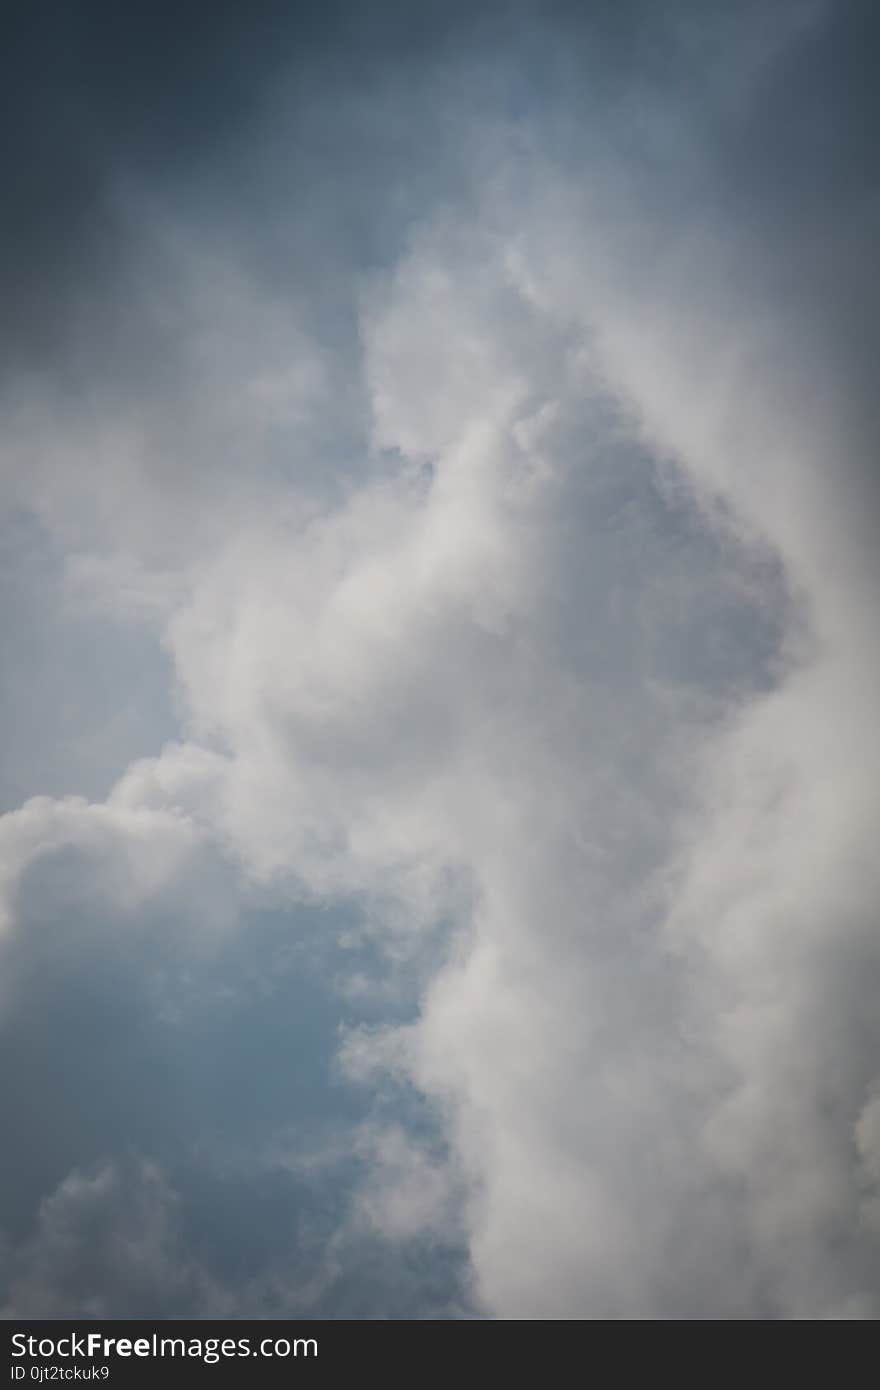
(2, 0, 280, 371)
(1, 0, 480, 362)
(704, 0, 880, 520)
(1, 0, 824, 376)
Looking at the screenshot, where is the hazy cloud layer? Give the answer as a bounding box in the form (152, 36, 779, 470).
(2, 0, 879, 1318)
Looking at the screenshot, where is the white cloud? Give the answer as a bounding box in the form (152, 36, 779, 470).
(351, 1123, 461, 1244)
(1, 5, 877, 1318)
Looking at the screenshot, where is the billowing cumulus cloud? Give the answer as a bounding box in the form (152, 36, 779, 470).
(1, 0, 878, 1319)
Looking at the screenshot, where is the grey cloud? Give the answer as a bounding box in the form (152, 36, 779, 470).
(1, 1159, 226, 1319)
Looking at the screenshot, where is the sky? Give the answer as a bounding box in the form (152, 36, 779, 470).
(1, 0, 879, 1319)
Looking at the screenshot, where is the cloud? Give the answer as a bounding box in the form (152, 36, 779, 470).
(1, 0, 878, 1320)
(1, 1159, 226, 1319)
